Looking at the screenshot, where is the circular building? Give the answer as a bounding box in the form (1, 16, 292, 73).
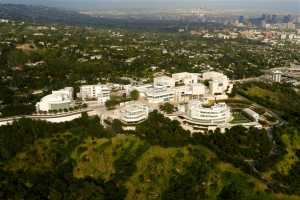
(178, 100, 232, 132)
(119, 101, 149, 124)
(36, 89, 74, 112)
(186, 100, 231, 125)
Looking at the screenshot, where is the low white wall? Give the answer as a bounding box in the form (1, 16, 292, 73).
(0, 120, 13, 126)
(43, 114, 82, 123)
(0, 113, 83, 127)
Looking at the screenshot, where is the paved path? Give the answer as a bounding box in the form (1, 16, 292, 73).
(232, 76, 264, 84)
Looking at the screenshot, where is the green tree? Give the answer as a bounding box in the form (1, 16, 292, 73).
(105, 99, 119, 110)
(159, 103, 175, 114)
(111, 119, 123, 134)
(217, 182, 246, 200)
(130, 90, 139, 101)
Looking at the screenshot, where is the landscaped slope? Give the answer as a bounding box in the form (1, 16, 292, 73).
(3, 132, 281, 200)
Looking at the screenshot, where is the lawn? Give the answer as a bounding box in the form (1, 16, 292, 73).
(231, 111, 252, 124)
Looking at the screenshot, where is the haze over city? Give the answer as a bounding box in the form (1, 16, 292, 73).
(1, 0, 300, 13)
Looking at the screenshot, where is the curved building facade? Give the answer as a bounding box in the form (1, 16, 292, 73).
(36, 87, 74, 112)
(186, 100, 231, 126)
(119, 101, 149, 124)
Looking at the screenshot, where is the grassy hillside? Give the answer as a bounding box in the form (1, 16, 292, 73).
(237, 82, 300, 122)
(3, 133, 284, 199)
(1, 112, 300, 199)
(275, 130, 300, 175)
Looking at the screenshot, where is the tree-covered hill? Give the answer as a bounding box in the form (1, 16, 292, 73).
(1, 111, 300, 199)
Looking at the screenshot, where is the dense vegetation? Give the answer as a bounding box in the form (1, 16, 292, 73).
(136, 110, 190, 147)
(159, 102, 175, 114)
(0, 114, 129, 199)
(0, 104, 300, 199)
(237, 82, 300, 123)
(236, 81, 300, 196)
(0, 164, 126, 200)
(195, 126, 273, 173)
(0, 113, 111, 163)
(0, 17, 299, 116)
(266, 125, 300, 196)
(0, 111, 284, 199)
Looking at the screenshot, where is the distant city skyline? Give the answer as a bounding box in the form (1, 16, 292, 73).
(1, 0, 299, 13)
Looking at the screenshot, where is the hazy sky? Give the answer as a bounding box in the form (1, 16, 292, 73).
(1, 0, 299, 13)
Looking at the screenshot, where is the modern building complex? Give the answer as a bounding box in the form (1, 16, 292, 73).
(146, 71, 231, 104)
(119, 101, 149, 124)
(95, 72, 232, 132)
(98, 72, 230, 131)
(32, 70, 267, 134)
(55, 72, 229, 111)
(36, 87, 74, 112)
(78, 84, 111, 105)
(34, 71, 234, 131)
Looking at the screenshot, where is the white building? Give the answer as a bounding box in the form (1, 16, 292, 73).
(146, 86, 174, 104)
(36, 87, 74, 112)
(172, 72, 199, 86)
(287, 22, 296, 30)
(185, 100, 232, 126)
(154, 76, 175, 88)
(130, 84, 154, 96)
(149, 71, 230, 104)
(78, 84, 111, 105)
(202, 71, 224, 81)
(119, 101, 149, 124)
(272, 70, 282, 83)
(53, 87, 73, 99)
(173, 84, 206, 103)
(97, 92, 111, 105)
(202, 71, 229, 95)
(209, 80, 227, 95)
(190, 83, 206, 96)
(174, 85, 192, 103)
